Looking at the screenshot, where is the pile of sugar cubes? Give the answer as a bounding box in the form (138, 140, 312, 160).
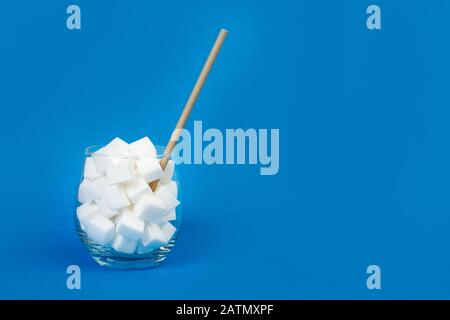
(76, 137, 179, 254)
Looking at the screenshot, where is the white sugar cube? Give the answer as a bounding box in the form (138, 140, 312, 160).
(116, 209, 145, 240)
(112, 234, 138, 254)
(92, 147, 122, 174)
(103, 184, 131, 210)
(78, 179, 96, 203)
(136, 242, 154, 254)
(154, 209, 177, 225)
(155, 184, 180, 212)
(163, 180, 178, 198)
(129, 137, 156, 156)
(160, 160, 175, 184)
(95, 196, 119, 219)
(76, 202, 99, 225)
(89, 176, 110, 199)
(107, 137, 131, 156)
(86, 214, 115, 246)
(140, 223, 168, 249)
(134, 194, 167, 222)
(161, 222, 177, 242)
(135, 158, 164, 183)
(113, 209, 126, 224)
(114, 206, 136, 220)
(125, 177, 152, 203)
(92, 137, 131, 170)
(83, 157, 102, 180)
(105, 163, 136, 184)
(165, 209, 176, 222)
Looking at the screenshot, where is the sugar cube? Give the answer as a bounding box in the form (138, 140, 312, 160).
(89, 177, 110, 199)
(160, 160, 175, 184)
(92, 153, 122, 174)
(165, 209, 176, 222)
(113, 210, 125, 224)
(115, 209, 145, 240)
(163, 180, 178, 198)
(107, 137, 131, 156)
(125, 177, 152, 203)
(135, 158, 164, 183)
(78, 179, 96, 203)
(134, 194, 167, 223)
(76, 202, 99, 225)
(112, 234, 138, 254)
(95, 196, 119, 219)
(86, 214, 115, 246)
(129, 137, 156, 156)
(140, 223, 167, 248)
(83, 157, 102, 180)
(155, 184, 180, 212)
(103, 184, 131, 210)
(161, 222, 177, 242)
(136, 241, 154, 254)
(105, 163, 136, 184)
(154, 209, 176, 225)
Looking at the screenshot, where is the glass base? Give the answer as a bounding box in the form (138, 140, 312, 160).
(76, 223, 177, 270)
(90, 246, 174, 269)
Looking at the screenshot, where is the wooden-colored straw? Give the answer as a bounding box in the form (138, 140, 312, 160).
(150, 28, 228, 191)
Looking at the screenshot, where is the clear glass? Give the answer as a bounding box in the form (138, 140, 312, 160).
(74, 145, 183, 269)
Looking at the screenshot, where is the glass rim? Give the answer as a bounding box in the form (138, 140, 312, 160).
(85, 144, 171, 159)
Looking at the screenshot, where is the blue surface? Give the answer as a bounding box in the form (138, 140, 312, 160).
(1, 0, 450, 299)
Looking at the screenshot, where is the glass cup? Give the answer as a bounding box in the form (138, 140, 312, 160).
(75, 145, 182, 269)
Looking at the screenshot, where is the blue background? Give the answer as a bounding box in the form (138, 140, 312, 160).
(1, 0, 450, 299)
